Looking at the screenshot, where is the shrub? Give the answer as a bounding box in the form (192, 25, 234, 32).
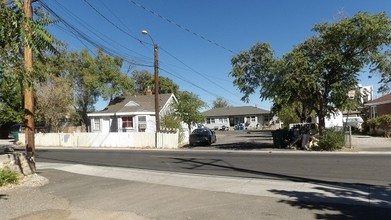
(366, 118, 380, 133)
(318, 129, 345, 151)
(0, 169, 19, 186)
(377, 114, 391, 138)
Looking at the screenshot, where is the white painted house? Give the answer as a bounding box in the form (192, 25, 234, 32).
(87, 93, 177, 133)
(202, 106, 271, 130)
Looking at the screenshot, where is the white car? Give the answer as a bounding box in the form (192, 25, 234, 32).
(343, 116, 364, 130)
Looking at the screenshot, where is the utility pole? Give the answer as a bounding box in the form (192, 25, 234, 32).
(24, 0, 36, 162)
(153, 43, 160, 133)
(142, 30, 160, 148)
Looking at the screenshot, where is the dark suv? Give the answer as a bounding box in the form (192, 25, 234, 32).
(189, 128, 217, 146)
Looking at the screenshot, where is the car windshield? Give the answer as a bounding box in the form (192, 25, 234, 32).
(192, 129, 210, 134)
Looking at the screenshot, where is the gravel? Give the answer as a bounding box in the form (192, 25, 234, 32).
(0, 173, 48, 191)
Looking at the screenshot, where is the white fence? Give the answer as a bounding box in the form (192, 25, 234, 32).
(18, 132, 179, 149)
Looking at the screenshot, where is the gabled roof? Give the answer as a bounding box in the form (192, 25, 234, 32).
(364, 93, 391, 106)
(202, 106, 270, 117)
(88, 93, 175, 116)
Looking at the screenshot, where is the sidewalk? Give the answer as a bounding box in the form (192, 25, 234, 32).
(350, 135, 391, 152)
(1, 134, 390, 153)
(1, 162, 391, 219)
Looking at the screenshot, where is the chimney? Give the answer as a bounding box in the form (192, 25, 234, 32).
(146, 86, 152, 96)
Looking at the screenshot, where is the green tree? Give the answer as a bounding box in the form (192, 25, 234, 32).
(372, 50, 391, 94)
(132, 70, 179, 95)
(132, 70, 152, 94)
(276, 104, 301, 127)
(0, 0, 58, 133)
(230, 12, 391, 134)
(66, 49, 133, 129)
(173, 91, 207, 133)
(96, 50, 133, 101)
(161, 112, 181, 129)
(212, 97, 229, 109)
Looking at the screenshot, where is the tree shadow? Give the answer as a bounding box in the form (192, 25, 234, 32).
(170, 157, 391, 219)
(269, 188, 391, 219)
(211, 142, 275, 150)
(0, 194, 9, 200)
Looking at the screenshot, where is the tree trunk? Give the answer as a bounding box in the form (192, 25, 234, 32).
(318, 94, 327, 136)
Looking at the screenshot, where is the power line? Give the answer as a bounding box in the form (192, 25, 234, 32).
(159, 68, 222, 99)
(39, 0, 152, 68)
(82, 0, 148, 46)
(128, 0, 237, 54)
(79, 0, 239, 96)
(39, 0, 261, 107)
(159, 47, 258, 105)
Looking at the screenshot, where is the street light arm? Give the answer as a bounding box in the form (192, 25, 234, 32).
(141, 30, 155, 46)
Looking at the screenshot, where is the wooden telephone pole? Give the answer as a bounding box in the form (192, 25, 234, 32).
(24, 0, 36, 161)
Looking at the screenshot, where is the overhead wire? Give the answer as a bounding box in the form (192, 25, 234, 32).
(82, 0, 149, 46)
(128, 0, 237, 55)
(38, 0, 153, 68)
(160, 67, 249, 106)
(40, 0, 262, 107)
(80, 0, 250, 105)
(50, 0, 151, 63)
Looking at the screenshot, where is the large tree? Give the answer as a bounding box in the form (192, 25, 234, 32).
(66, 49, 133, 129)
(173, 91, 207, 133)
(35, 76, 73, 132)
(230, 12, 391, 134)
(373, 50, 391, 94)
(132, 70, 179, 95)
(0, 0, 58, 132)
(212, 97, 229, 109)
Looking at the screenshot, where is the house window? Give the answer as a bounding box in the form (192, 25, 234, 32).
(210, 118, 215, 123)
(94, 119, 101, 131)
(251, 116, 256, 122)
(371, 106, 377, 118)
(206, 118, 211, 124)
(122, 116, 133, 128)
(138, 116, 146, 132)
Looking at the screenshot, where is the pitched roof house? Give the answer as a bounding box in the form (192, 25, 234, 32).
(87, 93, 177, 132)
(202, 106, 270, 130)
(364, 93, 391, 118)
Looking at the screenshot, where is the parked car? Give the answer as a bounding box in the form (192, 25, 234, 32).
(189, 128, 216, 146)
(8, 124, 24, 139)
(343, 116, 364, 130)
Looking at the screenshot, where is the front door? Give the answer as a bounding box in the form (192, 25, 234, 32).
(102, 118, 110, 132)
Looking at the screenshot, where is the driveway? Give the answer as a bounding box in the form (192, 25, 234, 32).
(350, 135, 391, 152)
(187, 130, 391, 152)
(188, 130, 275, 151)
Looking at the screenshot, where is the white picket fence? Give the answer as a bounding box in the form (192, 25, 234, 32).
(18, 132, 180, 149)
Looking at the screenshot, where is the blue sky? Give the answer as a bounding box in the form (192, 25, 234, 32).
(39, 0, 390, 111)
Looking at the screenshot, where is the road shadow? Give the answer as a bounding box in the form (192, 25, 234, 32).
(170, 157, 391, 218)
(186, 141, 276, 150)
(211, 142, 275, 150)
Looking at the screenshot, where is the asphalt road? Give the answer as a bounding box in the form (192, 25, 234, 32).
(36, 149, 391, 186)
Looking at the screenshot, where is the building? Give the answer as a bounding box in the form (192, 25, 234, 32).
(358, 84, 374, 104)
(202, 106, 270, 130)
(87, 93, 177, 133)
(364, 93, 391, 118)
